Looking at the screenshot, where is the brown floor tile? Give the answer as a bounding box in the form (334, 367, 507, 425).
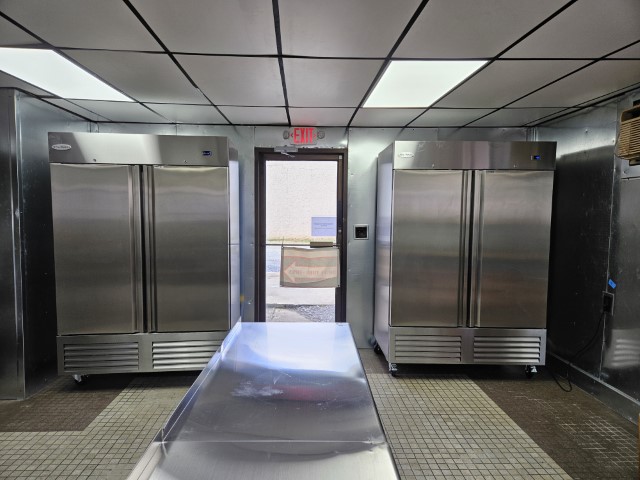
(471, 367, 638, 480)
(0, 374, 133, 432)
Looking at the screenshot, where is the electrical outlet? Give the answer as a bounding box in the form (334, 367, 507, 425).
(602, 291, 615, 315)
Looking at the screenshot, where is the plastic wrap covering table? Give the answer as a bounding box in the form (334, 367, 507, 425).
(127, 322, 398, 480)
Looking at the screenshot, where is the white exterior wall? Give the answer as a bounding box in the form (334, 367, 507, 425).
(265, 161, 337, 243)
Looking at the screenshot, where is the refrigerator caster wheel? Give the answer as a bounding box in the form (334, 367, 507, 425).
(389, 363, 398, 377)
(72, 374, 88, 385)
(374, 343, 382, 355)
(525, 365, 537, 379)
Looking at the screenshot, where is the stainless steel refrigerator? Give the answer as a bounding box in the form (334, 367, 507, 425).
(374, 141, 556, 374)
(48, 132, 240, 377)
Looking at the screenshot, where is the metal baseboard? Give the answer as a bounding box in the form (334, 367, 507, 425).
(388, 327, 546, 365)
(57, 331, 228, 375)
(548, 352, 640, 426)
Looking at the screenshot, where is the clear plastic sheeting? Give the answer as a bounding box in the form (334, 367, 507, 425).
(280, 246, 340, 288)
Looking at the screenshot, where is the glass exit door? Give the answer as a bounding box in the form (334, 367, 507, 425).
(256, 150, 346, 323)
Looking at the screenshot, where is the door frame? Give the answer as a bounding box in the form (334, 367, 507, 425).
(255, 147, 348, 323)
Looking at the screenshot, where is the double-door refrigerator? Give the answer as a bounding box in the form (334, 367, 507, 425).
(374, 141, 556, 374)
(48, 132, 239, 377)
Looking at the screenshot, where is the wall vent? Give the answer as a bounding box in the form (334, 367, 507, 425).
(473, 336, 541, 364)
(617, 104, 640, 164)
(152, 340, 221, 370)
(394, 335, 462, 363)
(63, 342, 139, 373)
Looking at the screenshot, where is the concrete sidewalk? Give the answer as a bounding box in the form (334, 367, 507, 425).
(265, 272, 334, 305)
(265, 272, 335, 322)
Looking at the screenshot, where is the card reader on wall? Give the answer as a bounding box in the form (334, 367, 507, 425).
(354, 225, 368, 239)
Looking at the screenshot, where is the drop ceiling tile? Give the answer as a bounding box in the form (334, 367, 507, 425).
(410, 109, 495, 127)
(178, 56, 284, 107)
(219, 106, 287, 125)
(0, 71, 52, 96)
(64, 51, 207, 104)
(45, 99, 110, 121)
(505, 0, 640, 58)
(468, 108, 567, 127)
(351, 108, 422, 127)
(0, 16, 40, 47)
(435, 60, 589, 108)
(511, 61, 640, 107)
(395, 0, 561, 58)
(69, 101, 166, 122)
(289, 108, 354, 126)
(1, 0, 161, 51)
(284, 59, 382, 107)
(131, 0, 277, 54)
(279, 0, 420, 57)
(144, 104, 227, 124)
(610, 43, 640, 59)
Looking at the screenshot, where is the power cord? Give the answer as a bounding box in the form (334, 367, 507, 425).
(550, 310, 607, 393)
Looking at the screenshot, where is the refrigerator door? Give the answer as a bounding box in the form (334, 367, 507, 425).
(472, 171, 554, 328)
(50, 164, 144, 335)
(390, 170, 470, 327)
(147, 166, 229, 333)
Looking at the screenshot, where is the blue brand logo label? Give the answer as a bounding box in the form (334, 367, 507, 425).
(608, 279, 617, 289)
(202, 150, 212, 156)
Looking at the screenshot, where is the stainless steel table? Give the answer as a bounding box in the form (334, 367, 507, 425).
(128, 322, 398, 480)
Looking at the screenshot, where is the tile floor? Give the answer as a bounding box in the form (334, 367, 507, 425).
(0, 352, 638, 479)
(0, 375, 194, 479)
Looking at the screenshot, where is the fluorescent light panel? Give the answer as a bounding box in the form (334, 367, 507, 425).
(0, 48, 131, 101)
(364, 60, 487, 108)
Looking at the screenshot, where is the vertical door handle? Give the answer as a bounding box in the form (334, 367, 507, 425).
(144, 166, 158, 332)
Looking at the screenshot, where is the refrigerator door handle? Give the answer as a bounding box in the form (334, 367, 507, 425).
(469, 171, 485, 328)
(143, 166, 158, 332)
(130, 166, 145, 333)
(458, 171, 472, 327)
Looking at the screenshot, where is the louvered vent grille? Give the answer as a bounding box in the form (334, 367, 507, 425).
(394, 335, 462, 363)
(63, 342, 139, 373)
(617, 105, 640, 164)
(152, 340, 221, 370)
(473, 336, 541, 364)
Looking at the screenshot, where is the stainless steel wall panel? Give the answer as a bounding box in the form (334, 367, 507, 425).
(17, 96, 92, 396)
(1, 92, 89, 399)
(603, 177, 640, 399)
(228, 157, 241, 326)
(545, 146, 615, 367)
(391, 140, 556, 171)
(390, 170, 466, 327)
(535, 89, 640, 423)
(437, 127, 528, 143)
(229, 244, 241, 327)
(48, 132, 231, 166)
(0, 91, 20, 399)
(373, 142, 395, 356)
(51, 164, 142, 335)
(150, 166, 229, 332)
(474, 171, 554, 329)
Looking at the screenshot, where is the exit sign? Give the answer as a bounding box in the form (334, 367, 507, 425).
(290, 127, 317, 145)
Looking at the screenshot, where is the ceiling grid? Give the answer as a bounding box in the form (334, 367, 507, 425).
(0, 0, 637, 127)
